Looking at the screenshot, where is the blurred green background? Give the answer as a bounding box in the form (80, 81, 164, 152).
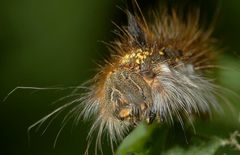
(0, 0, 239, 155)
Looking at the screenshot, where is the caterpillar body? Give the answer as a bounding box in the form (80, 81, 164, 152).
(28, 1, 223, 155)
(80, 2, 221, 154)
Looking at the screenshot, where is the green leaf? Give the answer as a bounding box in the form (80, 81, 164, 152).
(116, 123, 226, 155)
(163, 137, 223, 155)
(116, 123, 158, 155)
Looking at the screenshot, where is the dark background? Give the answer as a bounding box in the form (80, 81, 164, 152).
(0, 0, 240, 155)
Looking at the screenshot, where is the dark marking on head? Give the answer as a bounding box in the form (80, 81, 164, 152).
(175, 49, 183, 57)
(148, 110, 156, 124)
(163, 48, 183, 59)
(127, 12, 146, 47)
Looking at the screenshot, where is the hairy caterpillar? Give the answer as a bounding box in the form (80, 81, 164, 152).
(22, 1, 226, 155)
(77, 1, 223, 154)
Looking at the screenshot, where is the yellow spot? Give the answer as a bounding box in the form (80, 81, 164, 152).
(130, 53, 135, 58)
(159, 51, 164, 55)
(119, 108, 131, 118)
(136, 49, 143, 53)
(121, 55, 130, 64)
(136, 59, 140, 64)
(144, 51, 149, 55)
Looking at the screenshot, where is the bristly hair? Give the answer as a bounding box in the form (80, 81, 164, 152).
(78, 1, 222, 155)
(24, 1, 223, 155)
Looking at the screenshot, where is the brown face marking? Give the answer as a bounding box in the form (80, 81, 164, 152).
(104, 69, 153, 123)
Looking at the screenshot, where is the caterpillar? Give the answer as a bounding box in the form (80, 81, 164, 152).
(27, 1, 225, 154)
(77, 1, 223, 154)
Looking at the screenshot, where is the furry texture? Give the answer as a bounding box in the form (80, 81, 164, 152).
(78, 4, 221, 155)
(26, 3, 222, 155)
